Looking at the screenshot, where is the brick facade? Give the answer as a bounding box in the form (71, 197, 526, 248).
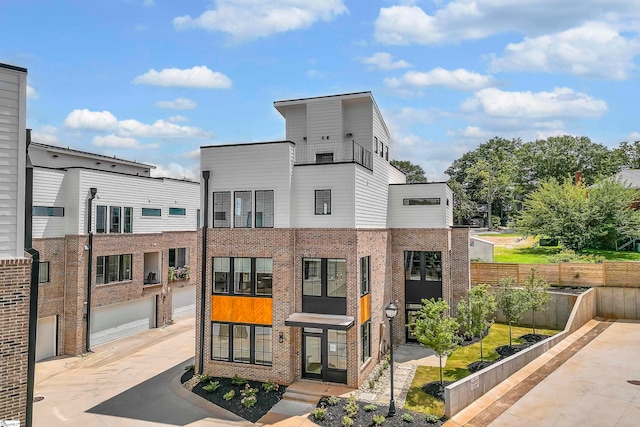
(0, 257, 32, 426)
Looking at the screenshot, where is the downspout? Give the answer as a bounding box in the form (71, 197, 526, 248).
(199, 171, 210, 374)
(86, 187, 97, 353)
(25, 129, 39, 427)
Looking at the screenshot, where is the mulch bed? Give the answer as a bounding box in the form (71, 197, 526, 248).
(313, 397, 445, 427)
(466, 333, 551, 373)
(181, 370, 287, 423)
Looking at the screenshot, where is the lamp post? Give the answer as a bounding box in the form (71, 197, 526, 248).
(385, 301, 398, 417)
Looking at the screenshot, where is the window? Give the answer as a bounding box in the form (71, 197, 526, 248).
(169, 248, 187, 268)
(33, 206, 64, 217)
(124, 207, 133, 233)
(96, 254, 132, 285)
(213, 192, 231, 228)
(374, 136, 378, 153)
(326, 259, 346, 297)
(96, 205, 107, 233)
(360, 256, 370, 295)
(255, 190, 274, 228)
(197, 209, 201, 229)
(142, 208, 162, 217)
(234, 191, 252, 228)
(316, 153, 333, 164)
(303, 258, 321, 296)
(327, 330, 347, 370)
(303, 258, 347, 298)
(361, 320, 371, 363)
(404, 251, 442, 281)
(39, 261, 49, 283)
(315, 190, 331, 215)
(380, 142, 384, 158)
(211, 323, 272, 366)
(212, 257, 273, 296)
(403, 198, 441, 206)
(169, 207, 186, 216)
(385, 145, 389, 161)
(110, 207, 121, 233)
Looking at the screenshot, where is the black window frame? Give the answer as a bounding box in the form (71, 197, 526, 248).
(124, 207, 133, 233)
(96, 205, 107, 233)
(169, 247, 187, 269)
(169, 207, 186, 216)
(234, 191, 252, 228)
(361, 319, 371, 363)
(316, 152, 334, 164)
(110, 206, 121, 233)
(255, 190, 274, 228)
(96, 254, 133, 285)
(360, 256, 370, 296)
(210, 322, 272, 366)
(33, 206, 65, 217)
(315, 189, 331, 215)
(213, 191, 231, 228)
(39, 261, 50, 283)
(403, 198, 441, 206)
(142, 207, 162, 217)
(374, 136, 378, 153)
(212, 257, 273, 296)
(302, 258, 347, 315)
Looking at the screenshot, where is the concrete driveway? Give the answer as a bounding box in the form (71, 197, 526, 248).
(33, 317, 249, 427)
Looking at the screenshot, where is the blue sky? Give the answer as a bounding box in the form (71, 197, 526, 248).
(2, 0, 639, 180)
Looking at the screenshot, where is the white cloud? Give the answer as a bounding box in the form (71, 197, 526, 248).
(490, 22, 640, 80)
(143, 0, 154, 7)
(64, 109, 118, 131)
(92, 134, 158, 150)
(385, 68, 495, 91)
(173, 0, 348, 42)
(133, 66, 231, 89)
(154, 97, 197, 110)
(461, 87, 607, 119)
(31, 125, 59, 144)
(392, 133, 469, 181)
(168, 115, 188, 123)
(361, 52, 411, 70)
(628, 132, 640, 140)
(26, 85, 39, 99)
(185, 148, 201, 159)
(151, 162, 199, 181)
(374, 1, 640, 45)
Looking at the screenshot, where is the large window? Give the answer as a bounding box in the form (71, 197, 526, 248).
(39, 261, 50, 283)
(169, 248, 187, 269)
(96, 254, 132, 285)
(211, 322, 272, 366)
(212, 257, 272, 296)
(360, 256, 370, 295)
(361, 320, 371, 363)
(213, 192, 231, 228)
(326, 259, 346, 297)
(33, 206, 64, 217)
(302, 258, 347, 315)
(303, 258, 322, 296)
(110, 206, 121, 233)
(405, 251, 442, 281)
(315, 189, 331, 215)
(255, 190, 274, 228)
(96, 205, 107, 233)
(234, 191, 252, 228)
(124, 207, 133, 233)
(327, 330, 347, 370)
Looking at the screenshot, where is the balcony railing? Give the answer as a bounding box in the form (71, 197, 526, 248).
(295, 140, 372, 170)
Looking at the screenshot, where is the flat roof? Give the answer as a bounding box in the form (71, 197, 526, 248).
(0, 62, 27, 73)
(30, 141, 156, 169)
(200, 140, 294, 149)
(274, 91, 371, 105)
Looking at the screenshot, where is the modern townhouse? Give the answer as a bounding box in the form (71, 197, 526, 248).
(196, 92, 470, 388)
(30, 141, 200, 360)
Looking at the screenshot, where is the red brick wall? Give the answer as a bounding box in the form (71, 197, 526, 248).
(0, 257, 32, 426)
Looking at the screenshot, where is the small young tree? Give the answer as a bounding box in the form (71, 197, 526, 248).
(412, 298, 460, 385)
(523, 269, 551, 334)
(457, 284, 497, 361)
(496, 277, 528, 346)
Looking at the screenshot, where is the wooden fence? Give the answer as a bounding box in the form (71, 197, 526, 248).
(471, 262, 640, 288)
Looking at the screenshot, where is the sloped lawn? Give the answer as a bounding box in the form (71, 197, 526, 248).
(404, 323, 560, 416)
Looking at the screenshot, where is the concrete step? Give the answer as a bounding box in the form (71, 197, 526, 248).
(282, 390, 322, 404)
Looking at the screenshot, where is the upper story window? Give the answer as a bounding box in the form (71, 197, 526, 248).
(110, 207, 121, 233)
(39, 261, 50, 283)
(315, 190, 331, 215)
(403, 198, 441, 206)
(96, 254, 132, 285)
(374, 137, 378, 153)
(142, 208, 162, 217)
(96, 205, 107, 233)
(234, 191, 252, 228)
(255, 190, 274, 228)
(405, 251, 442, 282)
(169, 207, 186, 216)
(213, 257, 273, 296)
(384, 145, 389, 161)
(360, 256, 370, 295)
(197, 208, 201, 229)
(33, 206, 64, 217)
(169, 248, 188, 268)
(213, 192, 231, 228)
(124, 207, 133, 233)
(380, 143, 384, 158)
(303, 258, 346, 297)
(316, 153, 333, 164)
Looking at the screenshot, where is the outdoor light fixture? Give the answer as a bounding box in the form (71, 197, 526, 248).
(279, 332, 284, 343)
(385, 301, 398, 417)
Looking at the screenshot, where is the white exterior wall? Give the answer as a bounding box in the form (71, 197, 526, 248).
(32, 168, 69, 238)
(387, 183, 453, 228)
(388, 166, 406, 184)
(0, 65, 26, 258)
(292, 163, 355, 228)
(342, 99, 372, 153)
(285, 106, 306, 144)
(200, 142, 294, 228)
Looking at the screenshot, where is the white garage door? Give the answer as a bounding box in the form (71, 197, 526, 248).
(91, 297, 155, 346)
(36, 315, 57, 361)
(172, 286, 196, 319)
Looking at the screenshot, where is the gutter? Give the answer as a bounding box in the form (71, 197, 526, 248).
(199, 171, 210, 374)
(86, 187, 97, 353)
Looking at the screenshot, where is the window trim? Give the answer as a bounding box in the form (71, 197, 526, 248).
(110, 206, 121, 233)
(213, 191, 231, 228)
(403, 197, 441, 206)
(212, 257, 273, 297)
(234, 191, 252, 228)
(124, 207, 133, 233)
(33, 206, 64, 217)
(169, 207, 186, 216)
(96, 205, 107, 233)
(141, 207, 162, 217)
(96, 254, 133, 285)
(39, 261, 50, 283)
(361, 319, 371, 363)
(314, 189, 331, 215)
(360, 256, 370, 296)
(211, 322, 272, 366)
(255, 190, 274, 228)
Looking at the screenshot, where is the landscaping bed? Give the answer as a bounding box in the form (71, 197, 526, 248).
(181, 370, 286, 423)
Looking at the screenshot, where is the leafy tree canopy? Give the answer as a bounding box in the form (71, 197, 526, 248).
(391, 159, 428, 183)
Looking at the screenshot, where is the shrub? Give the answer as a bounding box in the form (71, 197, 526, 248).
(547, 249, 604, 264)
(364, 404, 377, 412)
(325, 395, 339, 406)
(311, 407, 327, 421)
(195, 374, 213, 384)
(382, 359, 390, 370)
(372, 414, 386, 425)
(241, 395, 257, 408)
(368, 378, 376, 389)
(401, 413, 414, 423)
(341, 416, 354, 427)
(202, 381, 221, 393)
(262, 380, 279, 392)
(425, 413, 439, 423)
(223, 390, 235, 401)
(231, 374, 247, 386)
(184, 364, 194, 371)
(241, 384, 259, 398)
(344, 401, 358, 418)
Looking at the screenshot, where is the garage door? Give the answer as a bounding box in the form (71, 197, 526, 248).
(90, 297, 155, 346)
(172, 286, 196, 319)
(36, 315, 57, 361)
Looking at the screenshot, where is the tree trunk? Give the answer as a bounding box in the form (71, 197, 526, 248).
(532, 310, 537, 334)
(487, 179, 493, 231)
(480, 337, 484, 361)
(508, 321, 512, 347)
(439, 356, 443, 385)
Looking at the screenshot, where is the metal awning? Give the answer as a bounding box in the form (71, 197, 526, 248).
(284, 312, 355, 330)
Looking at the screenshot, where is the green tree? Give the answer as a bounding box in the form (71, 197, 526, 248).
(457, 285, 497, 361)
(390, 160, 427, 183)
(611, 140, 640, 170)
(412, 298, 460, 385)
(523, 269, 550, 334)
(496, 277, 528, 346)
(447, 179, 475, 225)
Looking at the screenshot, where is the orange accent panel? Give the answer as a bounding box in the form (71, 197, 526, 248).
(360, 294, 371, 325)
(211, 296, 272, 325)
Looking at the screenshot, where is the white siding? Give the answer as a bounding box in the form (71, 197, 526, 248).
(388, 165, 407, 184)
(0, 65, 26, 258)
(292, 163, 355, 228)
(32, 168, 68, 238)
(354, 165, 389, 228)
(285, 106, 307, 143)
(387, 183, 452, 228)
(200, 142, 294, 228)
(342, 99, 372, 153)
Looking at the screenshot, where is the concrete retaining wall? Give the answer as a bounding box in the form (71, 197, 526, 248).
(445, 287, 597, 418)
(596, 287, 640, 320)
(494, 292, 577, 330)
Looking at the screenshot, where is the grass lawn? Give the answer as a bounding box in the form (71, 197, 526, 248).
(494, 245, 640, 263)
(404, 323, 561, 416)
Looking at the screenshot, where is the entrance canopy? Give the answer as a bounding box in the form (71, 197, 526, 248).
(284, 312, 354, 330)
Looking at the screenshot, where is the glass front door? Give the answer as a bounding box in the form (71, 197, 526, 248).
(303, 329, 322, 380)
(302, 327, 348, 383)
